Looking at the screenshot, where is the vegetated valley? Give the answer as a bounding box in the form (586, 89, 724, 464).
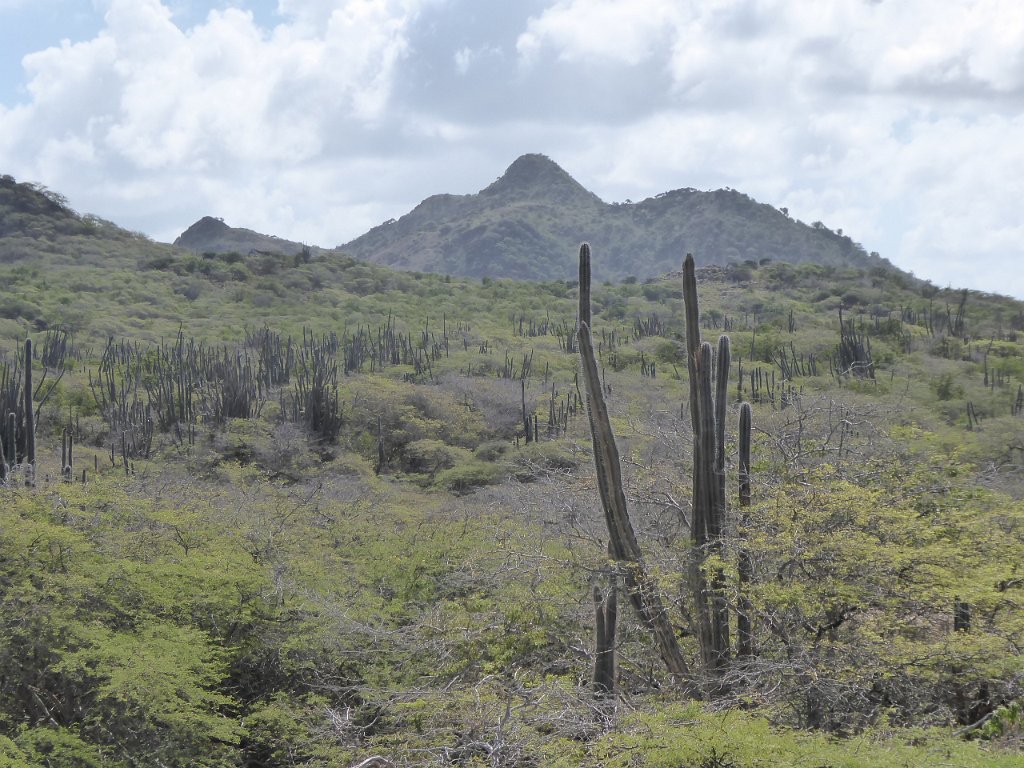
(0, 173, 1023, 767)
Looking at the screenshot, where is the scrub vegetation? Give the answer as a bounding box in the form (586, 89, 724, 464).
(1, 174, 1022, 766)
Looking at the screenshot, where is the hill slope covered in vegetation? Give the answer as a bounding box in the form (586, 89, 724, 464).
(0, 174, 1022, 767)
(174, 154, 888, 282)
(340, 154, 889, 281)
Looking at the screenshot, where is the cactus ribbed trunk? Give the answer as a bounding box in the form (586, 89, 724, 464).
(0, 418, 7, 483)
(578, 243, 592, 330)
(592, 548, 618, 696)
(683, 255, 730, 675)
(691, 342, 717, 669)
(375, 415, 385, 475)
(713, 336, 730, 532)
(6, 413, 14, 467)
(61, 428, 74, 482)
(24, 338, 35, 486)
(580, 321, 691, 684)
(736, 401, 754, 659)
(683, 256, 713, 668)
(711, 336, 731, 658)
(578, 244, 692, 687)
(521, 380, 531, 443)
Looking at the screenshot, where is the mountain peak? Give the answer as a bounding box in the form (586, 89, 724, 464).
(499, 153, 567, 183)
(340, 153, 887, 281)
(175, 216, 230, 246)
(481, 154, 602, 204)
(173, 215, 315, 257)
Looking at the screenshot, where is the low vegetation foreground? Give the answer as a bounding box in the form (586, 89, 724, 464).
(0, 176, 1022, 766)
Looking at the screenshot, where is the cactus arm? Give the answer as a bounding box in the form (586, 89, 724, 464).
(579, 321, 692, 683)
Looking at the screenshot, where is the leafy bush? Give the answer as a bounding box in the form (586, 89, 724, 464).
(934, 372, 965, 400)
(433, 459, 505, 493)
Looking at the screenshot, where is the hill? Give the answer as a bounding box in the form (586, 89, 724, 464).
(337, 153, 887, 280)
(171, 154, 887, 282)
(174, 215, 320, 258)
(0, 173, 178, 269)
(0, 173, 1023, 767)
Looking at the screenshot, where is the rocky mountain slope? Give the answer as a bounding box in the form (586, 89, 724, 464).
(338, 153, 887, 281)
(171, 154, 888, 282)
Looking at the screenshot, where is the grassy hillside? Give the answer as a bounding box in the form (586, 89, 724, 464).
(1, 176, 1022, 767)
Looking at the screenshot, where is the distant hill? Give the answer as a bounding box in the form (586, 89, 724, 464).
(170, 154, 888, 282)
(338, 154, 888, 281)
(174, 216, 317, 258)
(0, 174, 85, 238)
(0, 174, 178, 271)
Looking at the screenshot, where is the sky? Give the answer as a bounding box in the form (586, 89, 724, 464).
(1, 1, 1023, 298)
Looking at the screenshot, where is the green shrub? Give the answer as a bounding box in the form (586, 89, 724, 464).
(433, 459, 504, 494)
(934, 372, 964, 401)
(402, 439, 461, 474)
(12, 728, 105, 768)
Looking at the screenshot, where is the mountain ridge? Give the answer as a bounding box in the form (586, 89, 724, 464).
(336, 153, 888, 281)
(169, 153, 889, 282)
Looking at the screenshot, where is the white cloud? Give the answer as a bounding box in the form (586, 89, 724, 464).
(519, 0, 1024, 105)
(517, 0, 676, 66)
(509, 0, 1024, 296)
(454, 46, 472, 74)
(0, 0, 434, 244)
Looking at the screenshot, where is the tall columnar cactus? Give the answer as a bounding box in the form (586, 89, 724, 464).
(714, 336, 731, 520)
(578, 243, 592, 330)
(836, 308, 875, 380)
(710, 336, 731, 657)
(736, 402, 754, 658)
(24, 338, 35, 486)
(6, 413, 14, 467)
(0, 418, 8, 484)
(521, 380, 532, 444)
(61, 427, 74, 482)
(683, 254, 730, 673)
(577, 243, 692, 686)
(375, 415, 386, 475)
(121, 431, 130, 478)
(592, 547, 618, 696)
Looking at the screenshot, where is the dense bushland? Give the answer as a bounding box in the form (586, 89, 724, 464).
(0, 180, 1022, 765)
